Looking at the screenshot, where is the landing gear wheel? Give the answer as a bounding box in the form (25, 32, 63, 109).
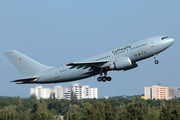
(102, 77, 106, 82)
(154, 60, 159, 64)
(154, 54, 159, 64)
(97, 77, 102, 82)
(107, 77, 112, 81)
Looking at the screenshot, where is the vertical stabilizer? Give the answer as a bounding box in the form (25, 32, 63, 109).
(4, 50, 54, 77)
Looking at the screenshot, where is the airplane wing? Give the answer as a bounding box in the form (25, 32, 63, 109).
(11, 76, 39, 83)
(66, 60, 110, 69)
(67, 60, 109, 66)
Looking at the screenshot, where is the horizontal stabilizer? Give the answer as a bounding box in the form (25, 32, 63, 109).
(11, 76, 39, 83)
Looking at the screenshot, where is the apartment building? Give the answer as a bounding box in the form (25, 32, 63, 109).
(169, 88, 180, 99)
(144, 84, 169, 100)
(30, 83, 98, 100)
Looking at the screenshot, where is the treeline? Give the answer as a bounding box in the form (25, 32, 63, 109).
(1, 95, 180, 120)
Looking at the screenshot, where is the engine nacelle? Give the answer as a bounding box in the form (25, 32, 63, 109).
(109, 57, 132, 70)
(124, 62, 138, 71)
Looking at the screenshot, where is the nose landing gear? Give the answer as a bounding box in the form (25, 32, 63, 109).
(154, 54, 159, 64)
(154, 60, 159, 64)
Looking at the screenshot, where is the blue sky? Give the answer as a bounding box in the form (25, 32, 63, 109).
(0, 1, 180, 98)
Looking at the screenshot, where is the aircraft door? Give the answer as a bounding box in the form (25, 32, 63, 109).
(53, 69, 60, 78)
(110, 53, 114, 60)
(149, 38, 156, 47)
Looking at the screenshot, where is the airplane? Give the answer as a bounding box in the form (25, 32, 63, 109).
(4, 36, 174, 84)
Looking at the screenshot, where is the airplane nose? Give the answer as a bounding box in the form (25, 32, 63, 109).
(161, 38, 175, 49)
(169, 38, 175, 45)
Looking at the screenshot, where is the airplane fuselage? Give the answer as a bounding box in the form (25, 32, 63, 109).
(33, 36, 174, 83)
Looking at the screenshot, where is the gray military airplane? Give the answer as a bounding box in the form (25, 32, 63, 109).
(4, 36, 174, 84)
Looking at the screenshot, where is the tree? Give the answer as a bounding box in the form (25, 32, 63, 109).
(170, 105, 180, 120)
(104, 103, 118, 120)
(32, 102, 45, 113)
(131, 97, 136, 103)
(40, 98, 47, 112)
(71, 91, 77, 100)
(0, 109, 14, 120)
(50, 92, 56, 99)
(31, 112, 54, 120)
(149, 106, 160, 120)
(48, 100, 70, 115)
(82, 102, 92, 109)
(159, 103, 174, 120)
(53, 93, 56, 99)
(64, 111, 81, 120)
(68, 104, 80, 113)
(31, 112, 41, 120)
(15, 96, 26, 112)
(63, 104, 81, 120)
(30, 94, 37, 99)
(17, 96, 22, 106)
(16, 111, 31, 120)
(83, 102, 105, 120)
(120, 102, 149, 120)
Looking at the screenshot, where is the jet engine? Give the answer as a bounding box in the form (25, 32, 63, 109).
(124, 62, 138, 71)
(109, 57, 134, 70)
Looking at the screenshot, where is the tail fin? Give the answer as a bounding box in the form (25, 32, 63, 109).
(4, 50, 54, 77)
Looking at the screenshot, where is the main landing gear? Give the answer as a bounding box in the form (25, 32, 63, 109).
(154, 54, 159, 64)
(97, 76, 112, 82)
(97, 70, 112, 82)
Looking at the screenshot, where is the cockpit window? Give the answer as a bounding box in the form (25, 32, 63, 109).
(161, 36, 169, 40)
